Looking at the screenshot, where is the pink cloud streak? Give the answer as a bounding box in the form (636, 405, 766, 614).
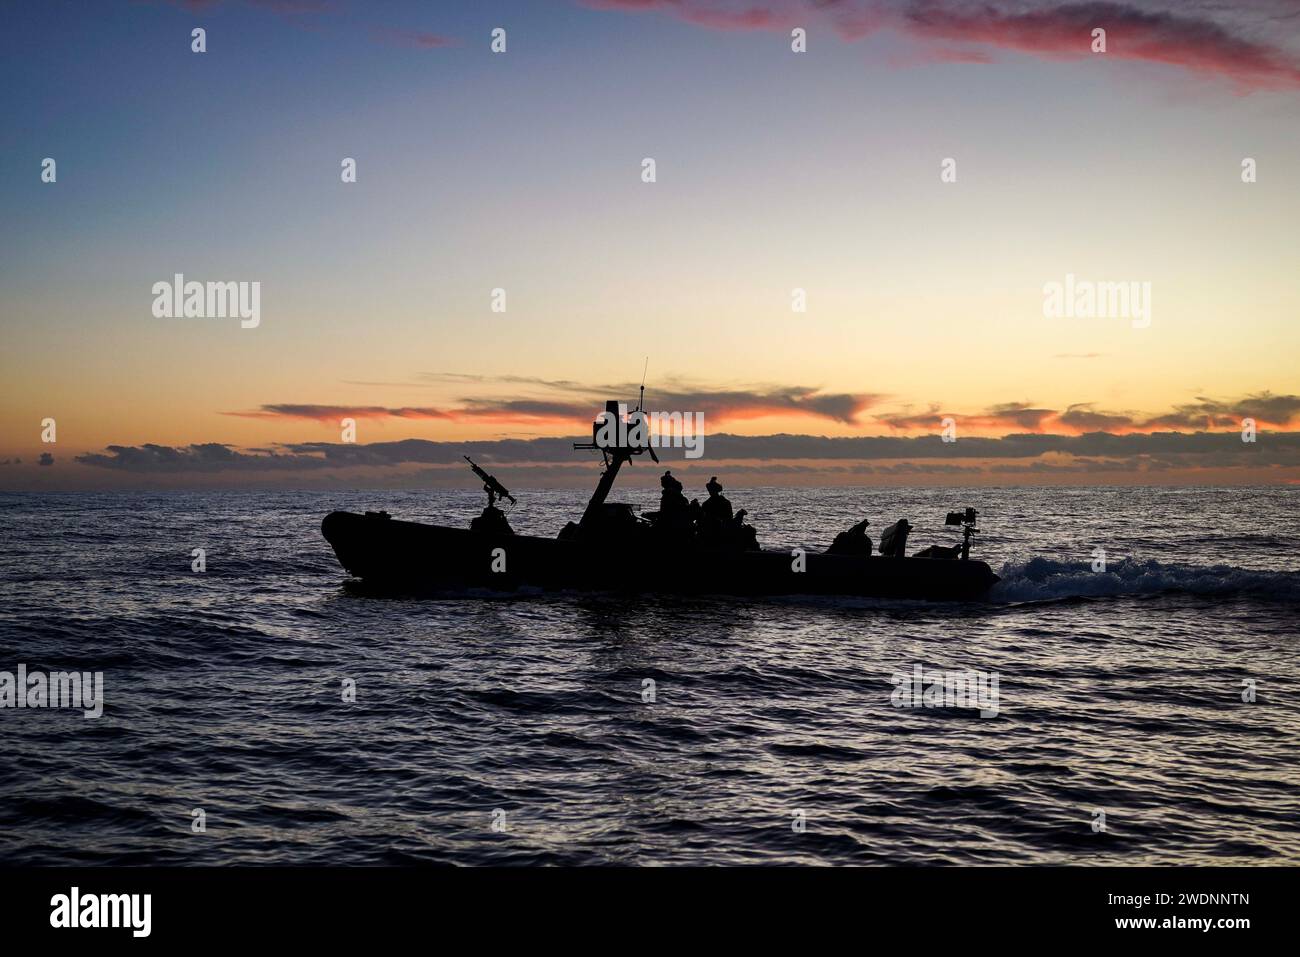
(579, 0, 1300, 91)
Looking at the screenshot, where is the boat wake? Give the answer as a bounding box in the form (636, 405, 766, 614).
(991, 556, 1300, 604)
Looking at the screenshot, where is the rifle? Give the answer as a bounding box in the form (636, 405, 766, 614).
(464, 456, 516, 507)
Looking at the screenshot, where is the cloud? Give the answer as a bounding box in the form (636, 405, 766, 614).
(973, 401, 1059, 430)
(75, 431, 1300, 473)
(876, 404, 945, 429)
(580, 1, 1300, 91)
(579, 0, 897, 39)
(75, 443, 335, 473)
(875, 392, 1300, 434)
(900, 1, 1300, 91)
(640, 384, 881, 423)
(227, 404, 457, 422)
(1138, 392, 1300, 430)
(879, 401, 1064, 431)
(226, 380, 885, 427)
(229, 384, 1300, 439)
(1056, 403, 1135, 431)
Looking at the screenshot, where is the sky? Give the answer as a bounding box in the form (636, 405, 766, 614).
(2, 0, 1298, 489)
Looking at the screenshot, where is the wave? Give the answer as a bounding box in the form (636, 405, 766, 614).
(991, 556, 1300, 604)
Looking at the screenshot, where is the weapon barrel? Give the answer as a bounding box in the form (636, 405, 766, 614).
(464, 456, 515, 503)
(464, 455, 490, 484)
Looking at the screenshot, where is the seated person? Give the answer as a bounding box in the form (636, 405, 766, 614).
(731, 508, 759, 551)
(700, 476, 733, 524)
(659, 470, 688, 513)
(828, 518, 872, 556)
(878, 519, 912, 558)
(652, 470, 694, 534)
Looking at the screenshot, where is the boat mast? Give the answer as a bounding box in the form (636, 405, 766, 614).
(578, 448, 629, 529)
(573, 386, 657, 530)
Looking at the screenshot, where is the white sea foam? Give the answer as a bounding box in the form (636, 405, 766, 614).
(991, 556, 1300, 604)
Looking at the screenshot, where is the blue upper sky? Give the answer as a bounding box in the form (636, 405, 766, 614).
(2, 1, 1299, 487)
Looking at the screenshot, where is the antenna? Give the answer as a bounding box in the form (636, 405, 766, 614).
(639, 357, 648, 412)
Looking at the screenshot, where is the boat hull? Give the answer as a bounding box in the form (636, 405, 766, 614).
(322, 511, 1000, 602)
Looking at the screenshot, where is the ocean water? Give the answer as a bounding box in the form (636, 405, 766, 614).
(1, 486, 1298, 866)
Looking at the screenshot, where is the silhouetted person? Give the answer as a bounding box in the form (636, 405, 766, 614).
(879, 519, 912, 558)
(828, 518, 872, 557)
(651, 470, 693, 536)
(698, 477, 740, 546)
(701, 476, 733, 523)
(731, 508, 759, 550)
(659, 470, 688, 514)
